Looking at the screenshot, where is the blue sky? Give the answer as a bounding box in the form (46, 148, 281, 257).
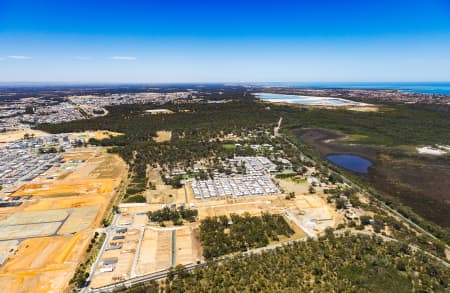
(0, 0, 450, 83)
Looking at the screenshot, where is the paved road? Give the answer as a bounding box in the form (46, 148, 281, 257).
(81, 214, 120, 293)
(130, 227, 145, 278)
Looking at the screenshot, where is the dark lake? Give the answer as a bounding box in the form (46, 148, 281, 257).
(326, 154, 373, 174)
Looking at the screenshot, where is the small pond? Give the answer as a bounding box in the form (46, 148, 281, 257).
(326, 154, 373, 174)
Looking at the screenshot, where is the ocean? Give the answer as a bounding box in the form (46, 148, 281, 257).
(252, 82, 450, 95)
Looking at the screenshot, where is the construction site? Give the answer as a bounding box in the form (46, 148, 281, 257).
(89, 168, 339, 289)
(0, 146, 127, 293)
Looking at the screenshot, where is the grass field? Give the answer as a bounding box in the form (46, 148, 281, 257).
(222, 143, 236, 150)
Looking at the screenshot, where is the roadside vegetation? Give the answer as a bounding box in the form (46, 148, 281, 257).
(123, 234, 449, 293)
(69, 232, 105, 290)
(147, 206, 198, 226)
(199, 213, 294, 259)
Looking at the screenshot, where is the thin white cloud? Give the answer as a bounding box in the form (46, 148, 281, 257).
(0, 57, 4, 61)
(74, 56, 92, 60)
(8, 55, 32, 60)
(110, 56, 137, 61)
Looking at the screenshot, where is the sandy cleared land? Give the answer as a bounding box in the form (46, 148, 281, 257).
(0, 147, 127, 293)
(344, 106, 379, 112)
(0, 209, 68, 225)
(145, 167, 186, 204)
(145, 109, 174, 115)
(0, 233, 90, 293)
(192, 190, 336, 235)
(175, 227, 202, 266)
(133, 214, 149, 227)
(276, 178, 309, 195)
(135, 228, 172, 275)
(72, 130, 123, 141)
(58, 205, 99, 234)
(0, 129, 49, 146)
(0, 222, 61, 239)
(197, 201, 278, 220)
(153, 130, 172, 143)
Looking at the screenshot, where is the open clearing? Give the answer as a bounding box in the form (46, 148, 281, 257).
(0, 129, 49, 146)
(175, 227, 202, 266)
(0, 147, 127, 293)
(145, 167, 185, 204)
(153, 130, 172, 143)
(136, 228, 172, 275)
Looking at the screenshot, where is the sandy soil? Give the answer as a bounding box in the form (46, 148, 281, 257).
(0, 148, 127, 293)
(344, 106, 380, 112)
(153, 130, 172, 143)
(72, 130, 123, 141)
(145, 109, 174, 115)
(135, 228, 172, 276)
(0, 129, 49, 146)
(276, 178, 309, 195)
(175, 227, 202, 266)
(145, 167, 186, 204)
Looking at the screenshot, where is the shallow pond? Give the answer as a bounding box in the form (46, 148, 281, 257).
(255, 93, 367, 106)
(326, 154, 373, 174)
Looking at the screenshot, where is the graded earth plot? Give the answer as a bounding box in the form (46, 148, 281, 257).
(0, 234, 91, 293)
(58, 205, 100, 234)
(197, 200, 276, 220)
(153, 130, 172, 142)
(193, 192, 337, 236)
(175, 227, 202, 267)
(0, 147, 127, 293)
(0, 240, 19, 265)
(0, 208, 68, 225)
(145, 168, 186, 204)
(92, 225, 202, 289)
(0, 222, 61, 239)
(135, 228, 173, 276)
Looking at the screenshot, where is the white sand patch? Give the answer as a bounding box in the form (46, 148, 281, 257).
(417, 146, 447, 156)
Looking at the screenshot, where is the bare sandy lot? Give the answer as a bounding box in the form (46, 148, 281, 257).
(145, 167, 186, 204)
(175, 227, 202, 266)
(0, 129, 49, 146)
(153, 130, 172, 143)
(276, 178, 309, 195)
(0, 148, 127, 293)
(135, 228, 172, 275)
